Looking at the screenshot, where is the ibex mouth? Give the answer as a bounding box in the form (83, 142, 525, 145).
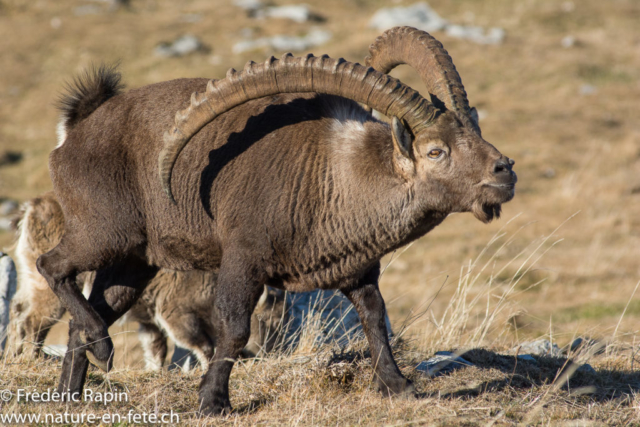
(485, 183, 515, 190)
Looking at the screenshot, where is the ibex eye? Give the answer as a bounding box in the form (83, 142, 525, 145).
(427, 149, 443, 159)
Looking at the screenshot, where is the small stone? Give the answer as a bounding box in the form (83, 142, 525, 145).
(542, 168, 556, 179)
(580, 84, 597, 96)
(369, 2, 449, 33)
(515, 340, 563, 357)
(576, 363, 596, 374)
(155, 35, 206, 58)
(0, 200, 18, 216)
(253, 5, 322, 23)
(0, 218, 12, 232)
(180, 13, 203, 23)
(233, 0, 263, 11)
(561, 35, 576, 48)
(569, 337, 604, 355)
(232, 29, 332, 54)
(74, 5, 102, 16)
(416, 351, 473, 377)
(50, 17, 62, 29)
(0, 254, 17, 353)
(42, 344, 67, 359)
(446, 25, 505, 45)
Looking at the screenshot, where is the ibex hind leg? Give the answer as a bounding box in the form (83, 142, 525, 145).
(341, 264, 415, 397)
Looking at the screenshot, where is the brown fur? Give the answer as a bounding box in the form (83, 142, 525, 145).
(38, 60, 516, 414)
(11, 192, 286, 369)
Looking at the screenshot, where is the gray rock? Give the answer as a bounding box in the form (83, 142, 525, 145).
(42, 344, 67, 359)
(561, 35, 576, 48)
(580, 84, 597, 96)
(416, 351, 473, 377)
(369, 2, 505, 45)
(369, 2, 448, 33)
(252, 5, 323, 23)
(155, 35, 206, 58)
(233, 0, 263, 11)
(74, 5, 102, 16)
(0, 199, 18, 216)
(283, 289, 392, 349)
(168, 346, 198, 372)
(445, 25, 505, 45)
(180, 13, 203, 23)
(0, 254, 17, 353)
(232, 29, 332, 54)
(0, 218, 12, 231)
(576, 363, 596, 374)
(517, 354, 537, 363)
(569, 337, 604, 355)
(515, 340, 563, 357)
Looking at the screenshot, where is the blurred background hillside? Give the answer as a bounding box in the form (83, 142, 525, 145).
(0, 0, 639, 361)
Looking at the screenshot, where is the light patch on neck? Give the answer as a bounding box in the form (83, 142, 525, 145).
(55, 119, 67, 148)
(327, 101, 374, 158)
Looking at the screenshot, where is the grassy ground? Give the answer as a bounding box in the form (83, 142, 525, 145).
(1, 0, 640, 424)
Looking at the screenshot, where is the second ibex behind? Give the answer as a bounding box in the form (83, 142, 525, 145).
(37, 27, 516, 414)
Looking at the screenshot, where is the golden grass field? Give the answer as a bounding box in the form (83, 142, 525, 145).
(1, 0, 640, 424)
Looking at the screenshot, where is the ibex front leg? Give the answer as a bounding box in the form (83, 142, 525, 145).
(198, 253, 264, 415)
(341, 263, 415, 396)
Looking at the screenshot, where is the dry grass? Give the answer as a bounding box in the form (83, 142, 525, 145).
(1, 0, 640, 424)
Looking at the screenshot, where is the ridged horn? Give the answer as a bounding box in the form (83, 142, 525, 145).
(365, 26, 479, 134)
(159, 53, 439, 203)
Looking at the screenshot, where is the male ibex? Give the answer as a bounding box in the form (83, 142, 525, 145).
(10, 192, 286, 369)
(37, 27, 516, 414)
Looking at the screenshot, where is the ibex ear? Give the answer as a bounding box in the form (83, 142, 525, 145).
(391, 117, 415, 177)
(391, 117, 413, 159)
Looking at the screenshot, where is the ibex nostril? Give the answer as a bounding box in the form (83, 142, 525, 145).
(508, 158, 515, 166)
(493, 158, 513, 175)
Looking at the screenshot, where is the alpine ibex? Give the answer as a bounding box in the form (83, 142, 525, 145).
(11, 192, 286, 369)
(37, 27, 516, 414)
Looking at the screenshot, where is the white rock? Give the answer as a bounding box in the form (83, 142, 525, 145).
(370, 2, 505, 45)
(580, 84, 597, 96)
(155, 35, 205, 58)
(233, 0, 263, 11)
(43, 344, 67, 359)
(515, 340, 563, 357)
(561, 35, 576, 48)
(0, 199, 18, 216)
(446, 25, 505, 45)
(74, 5, 102, 16)
(50, 17, 62, 29)
(232, 29, 332, 54)
(369, 2, 448, 33)
(0, 218, 11, 231)
(254, 5, 314, 23)
(0, 254, 17, 353)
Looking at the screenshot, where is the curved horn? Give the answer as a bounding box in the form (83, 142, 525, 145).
(365, 26, 479, 133)
(160, 53, 439, 202)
